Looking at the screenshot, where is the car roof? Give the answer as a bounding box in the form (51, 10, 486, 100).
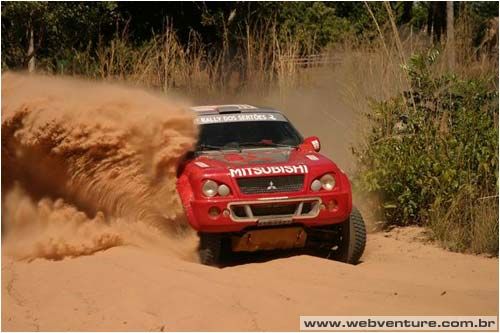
(190, 104, 282, 115)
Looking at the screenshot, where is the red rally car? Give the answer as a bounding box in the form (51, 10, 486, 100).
(176, 104, 366, 266)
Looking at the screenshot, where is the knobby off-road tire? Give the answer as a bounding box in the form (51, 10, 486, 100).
(334, 207, 366, 264)
(198, 233, 226, 266)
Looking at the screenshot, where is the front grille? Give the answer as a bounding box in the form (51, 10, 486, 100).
(236, 175, 304, 194)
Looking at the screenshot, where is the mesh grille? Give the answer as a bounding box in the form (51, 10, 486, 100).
(236, 175, 304, 194)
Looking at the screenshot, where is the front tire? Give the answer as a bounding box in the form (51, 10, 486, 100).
(198, 233, 227, 266)
(334, 207, 366, 264)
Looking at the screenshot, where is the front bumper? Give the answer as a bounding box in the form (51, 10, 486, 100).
(187, 191, 351, 232)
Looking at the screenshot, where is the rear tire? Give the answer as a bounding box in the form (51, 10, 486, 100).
(334, 207, 366, 264)
(198, 233, 225, 266)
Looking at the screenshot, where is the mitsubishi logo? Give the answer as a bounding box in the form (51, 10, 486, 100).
(267, 181, 277, 190)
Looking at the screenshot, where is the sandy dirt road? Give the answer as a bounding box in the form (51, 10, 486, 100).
(2, 73, 498, 332)
(3, 227, 497, 331)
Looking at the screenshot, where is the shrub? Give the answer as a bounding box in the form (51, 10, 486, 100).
(354, 50, 498, 254)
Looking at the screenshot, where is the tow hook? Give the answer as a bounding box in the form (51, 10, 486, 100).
(296, 230, 304, 244)
(246, 233, 252, 244)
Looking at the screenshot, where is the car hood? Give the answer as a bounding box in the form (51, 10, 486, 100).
(192, 148, 336, 177)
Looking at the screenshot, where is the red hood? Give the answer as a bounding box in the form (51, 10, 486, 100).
(191, 148, 338, 177)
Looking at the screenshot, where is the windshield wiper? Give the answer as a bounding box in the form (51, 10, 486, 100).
(198, 142, 296, 152)
(197, 144, 224, 151)
(238, 141, 296, 148)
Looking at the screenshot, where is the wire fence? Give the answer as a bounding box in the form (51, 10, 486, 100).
(283, 53, 343, 67)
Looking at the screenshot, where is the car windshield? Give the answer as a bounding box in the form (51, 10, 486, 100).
(197, 121, 303, 151)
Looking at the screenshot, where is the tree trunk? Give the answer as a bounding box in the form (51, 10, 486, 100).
(401, 2, 413, 25)
(428, 2, 447, 43)
(446, 1, 455, 69)
(27, 23, 36, 73)
(426, 2, 434, 37)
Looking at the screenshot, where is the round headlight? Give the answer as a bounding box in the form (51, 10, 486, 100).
(218, 184, 230, 196)
(311, 179, 322, 192)
(202, 180, 218, 197)
(320, 174, 336, 191)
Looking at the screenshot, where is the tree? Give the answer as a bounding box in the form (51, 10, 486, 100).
(427, 1, 447, 42)
(1, 2, 48, 70)
(400, 2, 413, 24)
(446, 1, 455, 69)
(1, 2, 119, 71)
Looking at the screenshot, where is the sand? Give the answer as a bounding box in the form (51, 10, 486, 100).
(2, 227, 497, 331)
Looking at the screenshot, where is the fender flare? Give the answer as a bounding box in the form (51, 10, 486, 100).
(176, 174, 199, 229)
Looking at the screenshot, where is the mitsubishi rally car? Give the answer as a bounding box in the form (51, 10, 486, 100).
(176, 104, 366, 266)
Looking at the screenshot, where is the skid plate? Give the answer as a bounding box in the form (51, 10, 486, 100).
(231, 227, 307, 252)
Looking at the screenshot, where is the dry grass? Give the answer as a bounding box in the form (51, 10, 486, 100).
(57, 22, 306, 100)
(429, 188, 499, 256)
(471, 198, 499, 255)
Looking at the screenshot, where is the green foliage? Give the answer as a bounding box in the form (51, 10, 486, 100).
(0, 2, 438, 71)
(354, 50, 498, 254)
(471, 1, 499, 20)
(407, 2, 428, 29)
(200, 2, 350, 53)
(1, 2, 48, 67)
(3, 2, 499, 72)
(275, 2, 349, 50)
(1, 2, 119, 69)
(329, 2, 387, 37)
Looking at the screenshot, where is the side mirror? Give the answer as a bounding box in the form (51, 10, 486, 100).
(303, 136, 321, 152)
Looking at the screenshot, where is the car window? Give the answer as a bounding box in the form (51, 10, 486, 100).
(197, 121, 303, 150)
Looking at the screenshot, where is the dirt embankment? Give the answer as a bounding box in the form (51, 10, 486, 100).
(1, 73, 498, 331)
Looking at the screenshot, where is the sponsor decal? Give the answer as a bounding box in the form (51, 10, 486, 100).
(194, 161, 209, 168)
(195, 113, 285, 124)
(311, 139, 320, 150)
(306, 154, 319, 161)
(229, 164, 308, 177)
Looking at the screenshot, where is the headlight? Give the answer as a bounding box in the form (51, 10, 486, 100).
(320, 173, 336, 191)
(202, 180, 218, 197)
(218, 184, 230, 196)
(311, 179, 322, 192)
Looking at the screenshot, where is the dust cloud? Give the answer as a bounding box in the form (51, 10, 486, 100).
(2, 73, 198, 261)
